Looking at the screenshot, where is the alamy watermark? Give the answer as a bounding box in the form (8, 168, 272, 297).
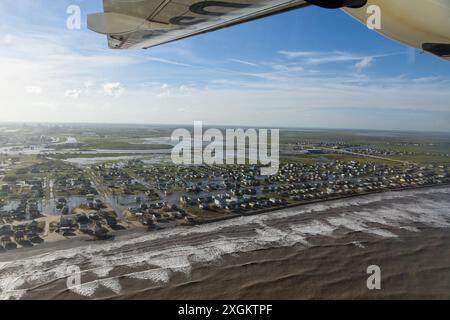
(66, 5, 81, 30)
(366, 265, 381, 290)
(170, 121, 279, 175)
(366, 5, 382, 30)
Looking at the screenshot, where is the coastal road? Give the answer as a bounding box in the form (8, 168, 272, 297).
(84, 167, 127, 217)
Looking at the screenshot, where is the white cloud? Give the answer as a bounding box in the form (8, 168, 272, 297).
(145, 56, 192, 67)
(65, 89, 82, 99)
(25, 85, 43, 95)
(179, 85, 190, 91)
(278, 50, 317, 59)
(306, 52, 365, 65)
(272, 64, 304, 72)
(84, 81, 94, 89)
(355, 57, 374, 71)
(157, 84, 171, 98)
(279, 50, 364, 65)
(3, 34, 13, 44)
(279, 50, 389, 66)
(229, 59, 258, 67)
(103, 82, 124, 98)
(0, 17, 448, 132)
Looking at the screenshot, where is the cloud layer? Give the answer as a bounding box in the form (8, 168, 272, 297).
(0, 1, 449, 131)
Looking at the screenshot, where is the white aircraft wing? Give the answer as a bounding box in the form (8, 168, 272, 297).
(88, 0, 310, 49)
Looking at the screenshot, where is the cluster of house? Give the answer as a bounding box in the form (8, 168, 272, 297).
(56, 195, 106, 215)
(0, 197, 42, 222)
(128, 160, 449, 216)
(261, 162, 450, 201)
(54, 210, 118, 239)
(126, 204, 191, 227)
(269, 162, 447, 183)
(0, 220, 44, 250)
(53, 174, 97, 196)
(94, 163, 148, 194)
(180, 193, 286, 211)
(1, 179, 43, 197)
(0, 178, 45, 222)
(295, 141, 449, 159)
(131, 164, 212, 192)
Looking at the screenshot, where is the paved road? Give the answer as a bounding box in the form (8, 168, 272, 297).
(84, 167, 126, 217)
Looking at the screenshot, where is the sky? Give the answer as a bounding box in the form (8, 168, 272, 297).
(0, 0, 449, 132)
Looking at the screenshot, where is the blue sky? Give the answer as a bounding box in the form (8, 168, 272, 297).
(0, 0, 449, 131)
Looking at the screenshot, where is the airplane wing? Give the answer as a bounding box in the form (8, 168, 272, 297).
(88, 0, 310, 49)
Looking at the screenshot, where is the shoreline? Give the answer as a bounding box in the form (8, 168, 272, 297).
(1, 183, 449, 262)
(112, 227, 450, 300)
(1, 185, 449, 300)
(193, 182, 450, 225)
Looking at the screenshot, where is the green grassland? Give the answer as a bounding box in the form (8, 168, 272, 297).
(279, 128, 450, 165)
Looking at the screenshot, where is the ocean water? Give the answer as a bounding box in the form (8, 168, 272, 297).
(0, 186, 449, 300)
